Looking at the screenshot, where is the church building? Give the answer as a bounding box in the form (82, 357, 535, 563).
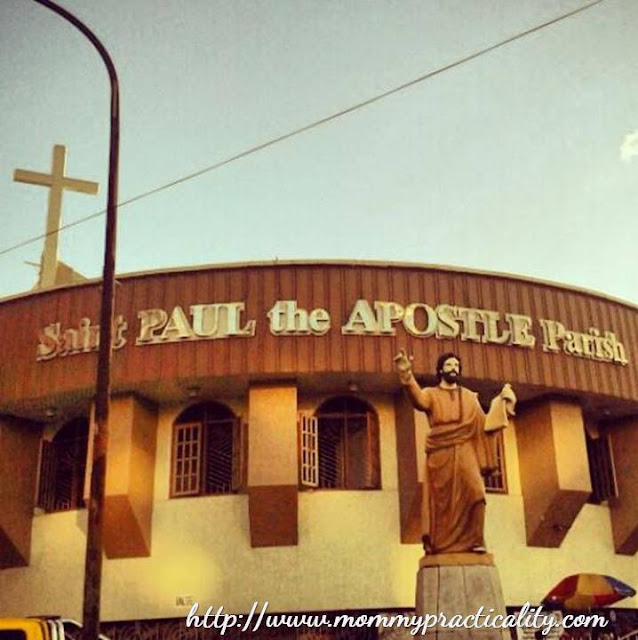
(0, 258, 637, 638)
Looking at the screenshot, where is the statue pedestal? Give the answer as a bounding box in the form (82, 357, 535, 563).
(415, 553, 510, 640)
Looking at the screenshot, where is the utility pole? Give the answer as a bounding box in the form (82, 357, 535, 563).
(30, 3, 120, 639)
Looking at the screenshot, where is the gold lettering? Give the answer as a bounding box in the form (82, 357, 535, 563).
(267, 300, 288, 334)
(482, 310, 510, 345)
(341, 299, 379, 335)
(267, 300, 309, 334)
(539, 319, 565, 352)
(79, 317, 92, 352)
(607, 331, 629, 365)
(222, 302, 255, 337)
(506, 313, 536, 348)
(190, 304, 221, 337)
(602, 335, 615, 360)
(113, 315, 128, 350)
(159, 306, 195, 342)
(36, 323, 61, 361)
(403, 303, 437, 338)
(60, 327, 81, 357)
(373, 301, 405, 335)
(308, 308, 331, 335)
(456, 307, 485, 343)
(137, 308, 168, 344)
(435, 304, 459, 339)
(564, 331, 583, 356)
(580, 333, 595, 357)
(34, 301, 629, 368)
(589, 328, 605, 359)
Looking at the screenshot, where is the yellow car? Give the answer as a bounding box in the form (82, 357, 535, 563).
(0, 618, 109, 640)
(0, 618, 64, 640)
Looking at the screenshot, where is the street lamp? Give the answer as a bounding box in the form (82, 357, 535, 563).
(31, 2, 120, 640)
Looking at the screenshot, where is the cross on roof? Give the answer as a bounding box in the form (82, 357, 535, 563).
(14, 144, 99, 288)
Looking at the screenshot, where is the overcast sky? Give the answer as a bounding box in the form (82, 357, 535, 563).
(1, 0, 637, 304)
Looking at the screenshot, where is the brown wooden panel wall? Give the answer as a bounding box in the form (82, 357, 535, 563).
(0, 263, 635, 411)
(0, 417, 41, 567)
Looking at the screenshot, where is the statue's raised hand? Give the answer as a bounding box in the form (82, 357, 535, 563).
(394, 349, 414, 383)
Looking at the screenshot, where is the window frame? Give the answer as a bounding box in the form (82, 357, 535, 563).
(37, 418, 89, 513)
(299, 396, 381, 491)
(170, 402, 246, 499)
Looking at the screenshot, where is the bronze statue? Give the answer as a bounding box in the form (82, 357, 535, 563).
(394, 350, 516, 554)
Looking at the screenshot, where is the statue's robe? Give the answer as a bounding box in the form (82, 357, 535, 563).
(405, 383, 501, 554)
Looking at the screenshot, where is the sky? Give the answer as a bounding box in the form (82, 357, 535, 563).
(1, 0, 637, 304)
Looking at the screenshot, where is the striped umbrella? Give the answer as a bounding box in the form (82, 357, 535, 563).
(543, 574, 636, 610)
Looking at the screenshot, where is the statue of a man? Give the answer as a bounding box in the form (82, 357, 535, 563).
(394, 350, 516, 555)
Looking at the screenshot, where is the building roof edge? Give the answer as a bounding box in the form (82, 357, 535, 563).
(1, 259, 636, 311)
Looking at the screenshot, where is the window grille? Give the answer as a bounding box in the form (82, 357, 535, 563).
(171, 402, 245, 498)
(37, 418, 89, 512)
(172, 422, 202, 497)
(484, 430, 507, 494)
(586, 431, 617, 503)
(318, 416, 343, 488)
(300, 396, 380, 490)
(299, 413, 319, 487)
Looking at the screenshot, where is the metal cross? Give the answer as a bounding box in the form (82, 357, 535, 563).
(14, 144, 99, 288)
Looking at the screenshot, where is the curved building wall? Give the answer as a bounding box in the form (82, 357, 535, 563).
(0, 262, 636, 413)
(0, 261, 636, 623)
(0, 396, 636, 619)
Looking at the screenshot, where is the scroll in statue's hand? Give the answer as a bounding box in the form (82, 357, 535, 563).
(499, 383, 517, 416)
(485, 384, 517, 433)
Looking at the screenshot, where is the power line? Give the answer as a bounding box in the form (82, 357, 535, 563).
(2, 0, 603, 259)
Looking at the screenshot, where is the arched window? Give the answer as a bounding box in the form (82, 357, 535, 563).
(299, 396, 380, 490)
(38, 418, 89, 512)
(171, 402, 246, 497)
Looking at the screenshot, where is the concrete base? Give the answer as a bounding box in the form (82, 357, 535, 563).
(415, 553, 510, 640)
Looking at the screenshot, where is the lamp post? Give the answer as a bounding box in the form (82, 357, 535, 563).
(31, 2, 119, 639)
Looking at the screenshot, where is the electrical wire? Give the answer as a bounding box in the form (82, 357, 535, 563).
(1, 0, 603, 259)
